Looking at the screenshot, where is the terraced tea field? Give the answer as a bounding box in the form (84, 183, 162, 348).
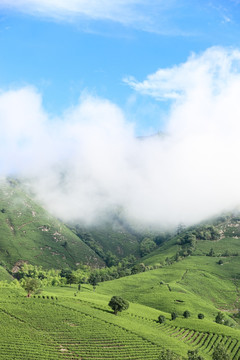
(1, 286, 240, 359)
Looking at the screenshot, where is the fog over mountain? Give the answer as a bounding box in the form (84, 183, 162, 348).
(2, 47, 240, 228)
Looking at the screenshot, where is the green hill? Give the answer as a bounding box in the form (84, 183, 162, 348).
(0, 178, 104, 270)
(1, 194, 240, 358)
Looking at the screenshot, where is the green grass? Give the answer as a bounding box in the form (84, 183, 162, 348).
(94, 254, 240, 331)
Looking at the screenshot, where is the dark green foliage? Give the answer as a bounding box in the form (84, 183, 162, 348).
(108, 296, 129, 315)
(207, 248, 215, 257)
(177, 232, 196, 246)
(187, 349, 204, 360)
(66, 272, 78, 286)
(88, 273, 100, 288)
(212, 344, 230, 360)
(158, 315, 165, 324)
(105, 251, 118, 267)
(198, 313, 204, 319)
(183, 310, 190, 318)
(177, 225, 220, 246)
(154, 233, 171, 245)
(215, 312, 225, 324)
(140, 237, 157, 257)
(218, 259, 224, 265)
(131, 263, 146, 274)
(171, 312, 177, 320)
(158, 348, 181, 359)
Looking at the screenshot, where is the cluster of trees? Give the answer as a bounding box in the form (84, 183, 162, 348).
(13, 257, 148, 291)
(159, 310, 232, 327)
(177, 225, 220, 246)
(159, 345, 230, 359)
(159, 311, 203, 323)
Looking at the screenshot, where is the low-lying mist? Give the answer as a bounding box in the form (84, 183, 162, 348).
(2, 47, 240, 228)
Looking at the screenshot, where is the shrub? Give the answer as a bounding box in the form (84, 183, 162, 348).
(187, 349, 204, 360)
(158, 315, 166, 324)
(215, 311, 224, 324)
(171, 312, 177, 320)
(183, 310, 190, 318)
(198, 313, 204, 319)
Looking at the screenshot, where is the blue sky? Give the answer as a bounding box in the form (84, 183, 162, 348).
(2, 1, 240, 226)
(0, 0, 240, 134)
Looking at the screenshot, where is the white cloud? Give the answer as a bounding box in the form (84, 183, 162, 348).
(0, 0, 188, 34)
(124, 47, 240, 101)
(2, 47, 240, 228)
(0, 0, 156, 25)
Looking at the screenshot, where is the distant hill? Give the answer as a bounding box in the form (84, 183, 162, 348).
(0, 178, 146, 273)
(0, 178, 104, 271)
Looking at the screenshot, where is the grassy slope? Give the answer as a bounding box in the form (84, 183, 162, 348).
(0, 179, 104, 270)
(96, 218, 240, 321)
(0, 265, 13, 281)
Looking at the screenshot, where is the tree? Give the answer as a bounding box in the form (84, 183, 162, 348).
(140, 237, 157, 257)
(23, 278, 41, 297)
(66, 272, 77, 286)
(171, 312, 177, 320)
(198, 313, 204, 319)
(215, 311, 225, 324)
(183, 310, 190, 318)
(158, 315, 166, 324)
(88, 273, 100, 290)
(212, 344, 230, 360)
(108, 296, 129, 315)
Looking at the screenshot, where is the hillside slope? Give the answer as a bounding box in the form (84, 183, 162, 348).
(0, 178, 104, 270)
(96, 216, 240, 329)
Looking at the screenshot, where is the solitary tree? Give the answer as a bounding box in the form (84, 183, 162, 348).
(88, 273, 100, 291)
(158, 315, 166, 324)
(171, 312, 177, 320)
(23, 278, 41, 297)
(198, 313, 204, 319)
(108, 296, 129, 315)
(215, 311, 225, 324)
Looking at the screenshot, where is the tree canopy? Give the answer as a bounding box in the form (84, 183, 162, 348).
(108, 296, 129, 315)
